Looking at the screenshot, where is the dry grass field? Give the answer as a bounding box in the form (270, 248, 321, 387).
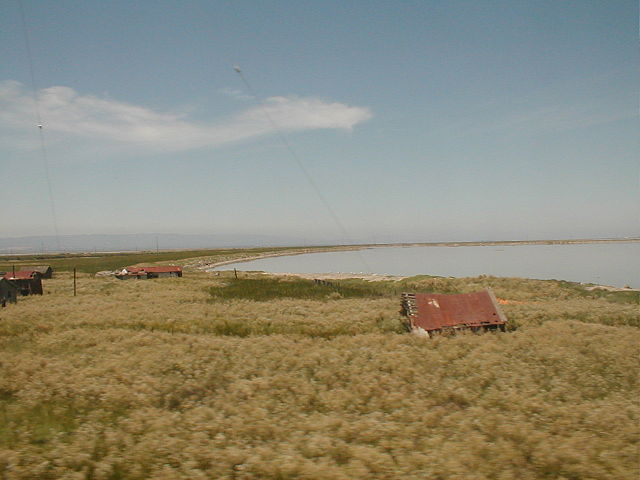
(0, 265, 638, 479)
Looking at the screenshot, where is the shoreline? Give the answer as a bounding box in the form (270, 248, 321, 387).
(201, 241, 640, 291)
(252, 271, 639, 292)
(2, 237, 637, 258)
(193, 245, 371, 271)
(263, 272, 638, 291)
(200, 238, 640, 271)
(266, 272, 408, 282)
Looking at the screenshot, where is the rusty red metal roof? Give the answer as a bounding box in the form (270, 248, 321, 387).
(126, 266, 182, 273)
(3, 270, 38, 280)
(402, 289, 507, 333)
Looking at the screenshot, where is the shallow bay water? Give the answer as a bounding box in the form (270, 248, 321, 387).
(213, 242, 640, 288)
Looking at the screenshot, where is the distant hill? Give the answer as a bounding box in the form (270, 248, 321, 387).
(2, 233, 635, 255)
(0, 233, 318, 254)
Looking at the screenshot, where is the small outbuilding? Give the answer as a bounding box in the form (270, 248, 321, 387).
(401, 289, 507, 336)
(2, 271, 43, 296)
(27, 265, 53, 278)
(116, 266, 183, 280)
(1, 278, 19, 306)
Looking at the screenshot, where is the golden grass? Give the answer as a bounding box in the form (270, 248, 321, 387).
(0, 271, 638, 479)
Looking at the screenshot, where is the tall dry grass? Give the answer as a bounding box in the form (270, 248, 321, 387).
(0, 271, 638, 479)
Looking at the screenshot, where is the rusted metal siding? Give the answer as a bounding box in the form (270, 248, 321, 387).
(401, 289, 507, 333)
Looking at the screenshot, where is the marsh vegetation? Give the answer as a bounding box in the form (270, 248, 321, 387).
(0, 263, 638, 479)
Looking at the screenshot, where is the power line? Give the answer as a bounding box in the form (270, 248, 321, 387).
(19, 0, 61, 251)
(233, 66, 370, 271)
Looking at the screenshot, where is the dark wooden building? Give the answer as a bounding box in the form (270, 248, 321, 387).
(0, 278, 19, 306)
(2, 271, 43, 295)
(29, 266, 53, 279)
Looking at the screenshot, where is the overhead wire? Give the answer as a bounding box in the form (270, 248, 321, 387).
(18, 0, 61, 251)
(234, 66, 371, 272)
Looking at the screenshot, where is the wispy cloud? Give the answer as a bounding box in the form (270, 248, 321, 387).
(0, 80, 372, 153)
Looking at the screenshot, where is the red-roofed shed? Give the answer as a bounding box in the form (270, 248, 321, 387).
(401, 289, 507, 336)
(116, 266, 182, 279)
(2, 271, 43, 295)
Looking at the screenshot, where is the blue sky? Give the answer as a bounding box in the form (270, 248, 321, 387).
(2, 0, 638, 244)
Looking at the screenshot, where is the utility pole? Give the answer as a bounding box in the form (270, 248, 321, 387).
(73, 268, 76, 296)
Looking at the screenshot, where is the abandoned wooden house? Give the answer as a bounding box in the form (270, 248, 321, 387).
(0, 278, 19, 306)
(116, 266, 183, 280)
(2, 271, 43, 296)
(401, 289, 507, 336)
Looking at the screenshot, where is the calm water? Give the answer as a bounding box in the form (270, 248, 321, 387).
(213, 242, 640, 288)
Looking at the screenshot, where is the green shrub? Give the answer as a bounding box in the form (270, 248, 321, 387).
(209, 277, 386, 302)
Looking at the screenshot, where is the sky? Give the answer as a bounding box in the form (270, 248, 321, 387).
(1, 0, 638, 245)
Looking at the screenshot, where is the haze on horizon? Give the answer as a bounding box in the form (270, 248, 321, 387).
(2, 1, 638, 246)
